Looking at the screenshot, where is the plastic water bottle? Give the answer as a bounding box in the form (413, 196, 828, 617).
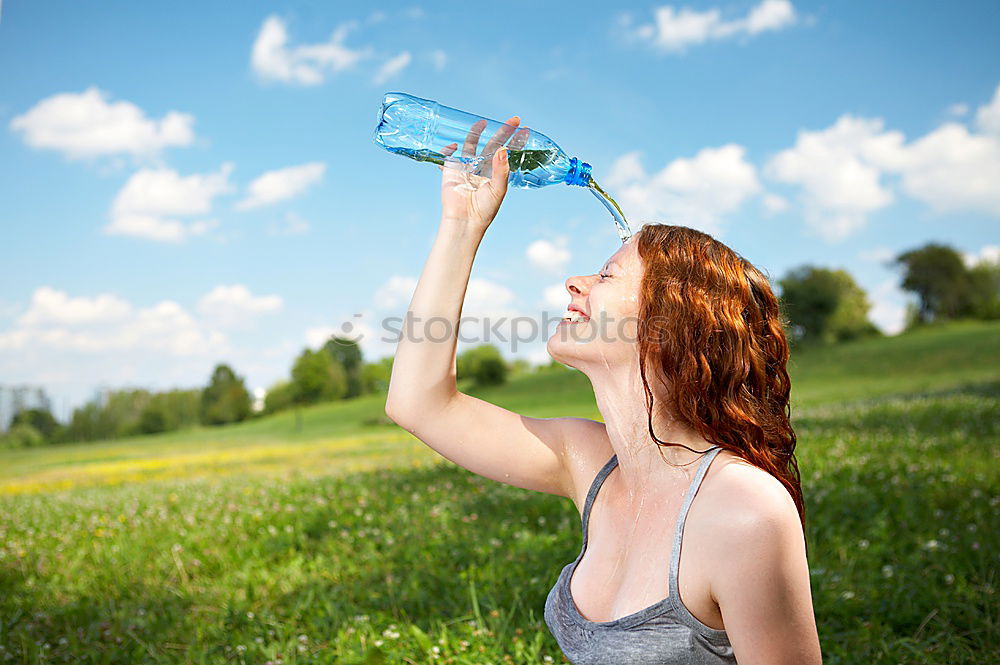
(372, 92, 631, 241)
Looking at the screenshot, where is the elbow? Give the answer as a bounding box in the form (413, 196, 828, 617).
(384, 395, 403, 425)
(385, 386, 456, 428)
(384, 391, 413, 427)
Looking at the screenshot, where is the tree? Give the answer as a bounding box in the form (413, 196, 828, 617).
(322, 336, 364, 398)
(138, 403, 169, 434)
(778, 266, 879, 345)
(10, 408, 60, 441)
(895, 243, 973, 324)
(138, 389, 201, 435)
(0, 423, 44, 449)
(456, 344, 508, 387)
(966, 260, 1000, 320)
(263, 380, 296, 414)
(361, 356, 394, 393)
(201, 364, 252, 426)
(61, 389, 150, 442)
(63, 401, 113, 443)
(290, 348, 347, 405)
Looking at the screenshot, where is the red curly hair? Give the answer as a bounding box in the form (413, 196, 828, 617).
(634, 224, 805, 535)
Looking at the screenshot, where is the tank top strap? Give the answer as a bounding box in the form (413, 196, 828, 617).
(668, 445, 723, 599)
(580, 453, 619, 549)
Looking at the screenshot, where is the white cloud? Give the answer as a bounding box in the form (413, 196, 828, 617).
(9, 87, 195, 159)
(16, 287, 132, 327)
(606, 144, 761, 235)
(0, 287, 227, 356)
(974, 83, 1000, 135)
(251, 15, 373, 85)
(762, 192, 789, 214)
(946, 102, 969, 117)
(105, 163, 234, 242)
(374, 275, 418, 310)
(765, 115, 899, 242)
(429, 49, 447, 71)
(624, 0, 797, 53)
(526, 237, 572, 273)
(962, 244, 1000, 268)
(373, 51, 412, 85)
(465, 279, 516, 312)
(766, 85, 1000, 242)
(198, 285, 283, 327)
(888, 122, 1000, 216)
(236, 161, 326, 211)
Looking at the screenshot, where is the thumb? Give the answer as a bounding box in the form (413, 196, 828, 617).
(488, 147, 510, 199)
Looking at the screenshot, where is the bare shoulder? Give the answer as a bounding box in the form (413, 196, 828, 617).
(554, 417, 613, 517)
(700, 450, 803, 548)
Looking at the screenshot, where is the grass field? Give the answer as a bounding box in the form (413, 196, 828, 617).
(1, 319, 997, 664)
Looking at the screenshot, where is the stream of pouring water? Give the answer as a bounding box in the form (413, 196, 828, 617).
(587, 179, 632, 243)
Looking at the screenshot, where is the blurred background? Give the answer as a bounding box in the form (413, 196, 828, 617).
(0, 2, 997, 663)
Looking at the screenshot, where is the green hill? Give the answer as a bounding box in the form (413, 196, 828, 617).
(2, 319, 998, 493)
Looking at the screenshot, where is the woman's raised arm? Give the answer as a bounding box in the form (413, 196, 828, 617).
(384, 116, 592, 500)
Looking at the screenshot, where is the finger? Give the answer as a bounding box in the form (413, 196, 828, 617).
(438, 142, 458, 171)
(462, 118, 488, 159)
(481, 115, 520, 160)
(508, 127, 529, 150)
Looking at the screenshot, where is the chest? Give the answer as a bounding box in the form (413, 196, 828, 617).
(569, 486, 726, 631)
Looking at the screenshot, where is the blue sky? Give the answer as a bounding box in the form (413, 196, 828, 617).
(1, 0, 998, 419)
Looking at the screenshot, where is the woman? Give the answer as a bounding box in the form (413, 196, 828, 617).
(385, 116, 823, 664)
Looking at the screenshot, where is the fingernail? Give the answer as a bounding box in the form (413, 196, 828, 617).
(499, 148, 507, 162)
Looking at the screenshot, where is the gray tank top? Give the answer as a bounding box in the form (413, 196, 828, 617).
(544, 445, 737, 664)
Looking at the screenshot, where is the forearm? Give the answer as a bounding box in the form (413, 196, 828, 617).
(385, 218, 484, 418)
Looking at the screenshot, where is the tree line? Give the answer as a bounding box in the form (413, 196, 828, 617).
(2, 241, 996, 449)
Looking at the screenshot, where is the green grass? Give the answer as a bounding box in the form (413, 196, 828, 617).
(1, 320, 998, 664)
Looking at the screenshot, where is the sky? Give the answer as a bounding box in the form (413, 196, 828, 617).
(1, 0, 998, 421)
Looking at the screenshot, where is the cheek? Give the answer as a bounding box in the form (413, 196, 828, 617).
(593, 291, 640, 346)
(611, 286, 640, 319)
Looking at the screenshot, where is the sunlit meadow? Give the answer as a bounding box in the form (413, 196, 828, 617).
(1, 320, 997, 664)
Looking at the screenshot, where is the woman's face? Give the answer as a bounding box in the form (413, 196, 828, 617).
(546, 236, 643, 370)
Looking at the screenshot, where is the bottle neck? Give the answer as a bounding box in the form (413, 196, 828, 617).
(564, 157, 592, 187)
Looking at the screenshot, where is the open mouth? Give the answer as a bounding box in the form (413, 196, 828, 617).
(561, 309, 590, 324)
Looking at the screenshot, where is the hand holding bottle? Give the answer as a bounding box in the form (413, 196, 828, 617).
(437, 115, 528, 233)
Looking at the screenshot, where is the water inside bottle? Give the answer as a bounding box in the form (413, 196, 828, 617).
(388, 145, 555, 171)
(587, 178, 632, 243)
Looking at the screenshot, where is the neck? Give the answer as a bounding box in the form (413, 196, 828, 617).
(580, 355, 715, 505)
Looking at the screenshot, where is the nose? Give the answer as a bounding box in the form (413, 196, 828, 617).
(565, 274, 595, 296)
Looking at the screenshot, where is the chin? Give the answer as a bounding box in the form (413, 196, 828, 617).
(545, 334, 571, 368)
(545, 328, 588, 369)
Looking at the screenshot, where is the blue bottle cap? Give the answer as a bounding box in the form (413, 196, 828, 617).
(564, 157, 592, 187)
